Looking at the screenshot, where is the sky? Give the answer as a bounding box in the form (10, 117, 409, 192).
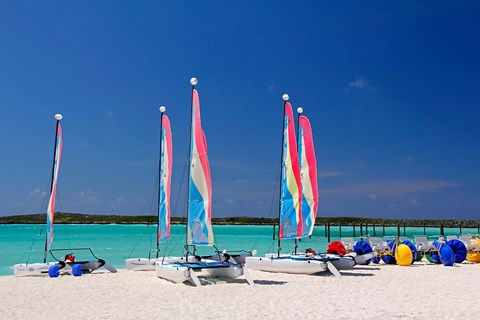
(1, 1, 479, 220)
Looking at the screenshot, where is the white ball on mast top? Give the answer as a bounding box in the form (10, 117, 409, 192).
(54, 114, 63, 120)
(282, 94, 289, 101)
(159, 106, 166, 113)
(297, 107, 303, 114)
(190, 77, 198, 86)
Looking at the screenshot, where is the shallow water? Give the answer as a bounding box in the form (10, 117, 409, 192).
(1, 224, 477, 276)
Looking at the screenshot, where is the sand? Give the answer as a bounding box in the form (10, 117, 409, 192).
(1, 262, 479, 320)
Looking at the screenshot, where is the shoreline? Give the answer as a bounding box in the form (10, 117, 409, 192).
(1, 213, 479, 228)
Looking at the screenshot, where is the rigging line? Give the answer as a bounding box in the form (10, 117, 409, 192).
(127, 225, 153, 258)
(147, 165, 161, 256)
(16, 230, 43, 264)
(127, 169, 159, 259)
(250, 164, 281, 250)
(54, 188, 72, 251)
(20, 173, 53, 262)
(161, 154, 189, 257)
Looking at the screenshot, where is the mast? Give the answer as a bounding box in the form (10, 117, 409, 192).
(185, 77, 197, 249)
(43, 113, 63, 263)
(277, 94, 289, 257)
(156, 106, 166, 258)
(294, 106, 304, 255)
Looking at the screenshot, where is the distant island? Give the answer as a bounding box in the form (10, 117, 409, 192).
(0, 212, 478, 228)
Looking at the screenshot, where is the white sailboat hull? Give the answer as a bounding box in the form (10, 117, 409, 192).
(155, 260, 246, 285)
(155, 263, 193, 284)
(126, 256, 200, 271)
(14, 259, 115, 277)
(202, 265, 244, 278)
(14, 262, 59, 277)
(125, 258, 155, 271)
(245, 256, 327, 274)
(326, 254, 356, 270)
(264, 252, 357, 271)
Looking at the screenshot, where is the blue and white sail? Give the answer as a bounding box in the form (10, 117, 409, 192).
(187, 86, 214, 246)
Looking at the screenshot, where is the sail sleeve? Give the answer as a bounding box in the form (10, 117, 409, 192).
(299, 115, 318, 238)
(46, 122, 62, 251)
(158, 115, 172, 242)
(187, 88, 214, 246)
(279, 102, 302, 239)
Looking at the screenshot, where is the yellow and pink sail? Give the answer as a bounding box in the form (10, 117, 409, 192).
(279, 101, 303, 239)
(298, 115, 318, 238)
(187, 87, 214, 246)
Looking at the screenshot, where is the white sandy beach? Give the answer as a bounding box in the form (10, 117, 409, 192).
(1, 263, 479, 320)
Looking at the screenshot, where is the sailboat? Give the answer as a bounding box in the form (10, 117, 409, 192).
(155, 78, 254, 286)
(126, 106, 174, 271)
(297, 108, 361, 270)
(14, 114, 117, 277)
(245, 95, 339, 275)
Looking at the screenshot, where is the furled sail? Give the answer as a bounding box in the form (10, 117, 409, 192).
(279, 102, 302, 239)
(158, 115, 172, 242)
(46, 122, 62, 251)
(187, 88, 214, 246)
(298, 115, 318, 238)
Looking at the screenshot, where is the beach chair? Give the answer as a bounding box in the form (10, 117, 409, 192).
(341, 238, 356, 253)
(414, 236, 436, 252)
(459, 235, 480, 252)
(367, 237, 391, 253)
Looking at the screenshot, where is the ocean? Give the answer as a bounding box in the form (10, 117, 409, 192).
(1, 224, 477, 276)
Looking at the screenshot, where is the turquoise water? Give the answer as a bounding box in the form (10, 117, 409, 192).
(1, 224, 478, 276)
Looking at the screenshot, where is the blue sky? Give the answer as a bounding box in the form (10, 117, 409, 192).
(1, 1, 479, 219)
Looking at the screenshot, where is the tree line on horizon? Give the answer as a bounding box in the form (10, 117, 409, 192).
(0, 212, 478, 228)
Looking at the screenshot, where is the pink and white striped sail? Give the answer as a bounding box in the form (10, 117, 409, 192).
(187, 88, 214, 246)
(279, 102, 302, 239)
(46, 122, 62, 251)
(158, 115, 172, 243)
(298, 115, 318, 238)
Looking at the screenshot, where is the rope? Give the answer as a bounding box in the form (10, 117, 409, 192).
(161, 155, 189, 257)
(127, 163, 161, 258)
(250, 164, 280, 251)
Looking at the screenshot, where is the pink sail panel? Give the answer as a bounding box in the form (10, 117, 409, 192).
(299, 115, 318, 237)
(187, 88, 214, 246)
(279, 101, 302, 239)
(46, 122, 62, 250)
(158, 115, 172, 242)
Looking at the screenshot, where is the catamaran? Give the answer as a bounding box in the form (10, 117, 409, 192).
(297, 109, 373, 269)
(14, 114, 117, 277)
(155, 78, 254, 286)
(245, 95, 339, 276)
(125, 106, 177, 271)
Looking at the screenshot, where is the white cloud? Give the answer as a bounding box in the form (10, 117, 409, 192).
(365, 193, 377, 201)
(348, 77, 370, 89)
(106, 110, 116, 119)
(79, 190, 99, 207)
(106, 110, 117, 128)
(29, 188, 46, 200)
(323, 179, 463, 198)
(318, 170, 344, 178)
(223, 197, 234, 204)
(400, 155, 415, 164)
(113, 196, 125, 205)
